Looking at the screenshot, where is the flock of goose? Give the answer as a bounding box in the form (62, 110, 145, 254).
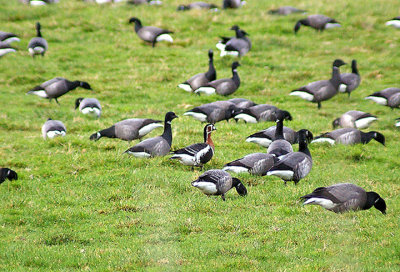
(3, 0, 399, 215)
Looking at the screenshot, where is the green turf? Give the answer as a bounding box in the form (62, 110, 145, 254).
(1, 0, 400, 271)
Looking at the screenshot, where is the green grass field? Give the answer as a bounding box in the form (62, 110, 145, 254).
(1, 0, 400, 270)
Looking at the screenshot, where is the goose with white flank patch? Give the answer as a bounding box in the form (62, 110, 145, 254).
(0, 168, 18, 185)
(184, 102, 241, 124)
(124, 112, 178, 157)
(0, 31, 20, 44)
(301, 183, 386, 214)
(246, 126, 298, 148)
(266, 111, 294, 157)
(216, 26, 251, 57)
(192, 169, 247, 201)
(128, 17, 173, 47)
(195, 62, 240, 96)
(222, 0, 245, 9)
(170, 124, 216, 169)
(178, 50, 216, 92)
(0, 42, 17, 57)
(312, 128, 385, 146)
(42, 118, 66, 139)
(332, 110, 377, 129)
(268, 6, 306, 15)
(339, 60, 360, 97)
(365, 88, 400, 109)
(177, 2, 218, 10)
(385, 16, 400, 28)
(27, 77, 92, 104)
(75, 98, 102, 118)
(294, 14, 341, 34)
(90, 118, 163, 142)
(223, 152, 276, 176)
(234, 104, 292, 123)
(267, 129, 313, 185)
(28, 22, 48, 57)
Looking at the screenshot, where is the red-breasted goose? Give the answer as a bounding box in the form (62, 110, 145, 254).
(222, 0, 245, 9)
(312, 128, 385, 146)
(268, 6, 306, 15)
(177, 2, 218, 10)
(90, 118, 162, 142)
(27, 77, 92, 104)
(75, 98, 102, 118)
(266, 111, 294, 157)
(195, 62, 240, 96)
(267, 129, 313, 185)
(129, 17, 173, 47)
(246, 126, 298, 148)
(0, 31, 20, 44)
(192, 169, 247, 201)
(386, 16, 400, 28)
(178, 50, 216, 92)
(184, 102, 241, 123)
(365, 88, 400, 109)
(28, 22, 48, 57)
(301, 183, 386, 214)
(0, 168, 18, 185)
(332, 111, 377, 129)
(0, 42, 17, 57)
(42, 118, 66, 139)
(233, 104, 292, 123)
(339, 60, 360, 97)
(216, 26, 251, 57)
(170, 124, 216, 169)
(124, 112, 178, 157)
(294, 15, 341, 34)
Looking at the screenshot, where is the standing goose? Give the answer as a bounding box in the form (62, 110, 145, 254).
(124, 112, 178, 157)
(246, 126, 298, 148)
(195, 62, 240, 96)
(222, 0, 245, 9)
(128, 17, 173, 47)
(223, 152, 276, 176)
(268, 6, 306, 15)
(0, 31, 20, 44)
(170, 124, 216, 169)
(192, 169, 247, 201)
(267, 129, 313, 185)
(184, 102, 241, 123)
(294, 14, 341, 34)
(42, 118, 66, 139)
(75, 98, 102, 118)
(266, 111, 294, 157)
(90, 118, 163, 142)
(28, 22, 48, 57)
(233, 104, 292, 123)
(332, 110, 377, 129)
(312, 128, 385, 146)
(301, 183, 386, 214)
(216, 26, 251, 57)
(0, 42, 17, 57)
(339, 60, 361, 97)
(178, 50, 216, 92)
(177, 2, 218, 10)
(365, 88, 400, 109)
(0, 168, 18, 185)
(27, 77, 92, 104)
(386, 16, 400, 28)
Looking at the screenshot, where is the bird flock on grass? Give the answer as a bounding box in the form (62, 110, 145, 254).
(4, 0, 399, 215)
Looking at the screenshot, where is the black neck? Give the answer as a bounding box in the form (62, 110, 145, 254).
(235, 29, 245, 38)
(134, 21, 142, 33)
(162, 120, 173, 145)
(275, 119, 284, 140)
(232, 177, 241, 187)
(205, 56, 216, 81)
(363, 192, 377, 210)
(352, 62, 359, 75)
(37, 26, 42, 37)
(68, 81, 82, 91)
(299, 138, 311, 157)
(361, 131, 374, 144)
(329, 67, 340, 89)
(232, 68, 240, 87)
(99, 126, 116, 138)
(300, 19, 309, 26)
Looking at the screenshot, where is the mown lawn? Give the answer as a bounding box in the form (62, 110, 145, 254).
(1, 0, 399, 270)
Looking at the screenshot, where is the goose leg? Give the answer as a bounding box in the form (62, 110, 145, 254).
(348, 92, 351, 98)
(152, 40, 156, 48)
(55, 98, 60, 105)
(317, 102, 321, 109)
(221, 194, 226, 201)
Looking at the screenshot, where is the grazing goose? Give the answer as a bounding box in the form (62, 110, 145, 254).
(268, 6, 306, 15)
(195, 62, 240, 96)
(128, 17, 173, 47)
(294, 14, 341, 34)
(90, 118, 162, 142)
(0, 42, 17, 57)
(223, 152, 276, 176)
(75, 98, 102, 118)
(0, 31, 20, 44)
(386, 16, 400, 28)
(170, 124, 216, 169)
(365, 88, 400, 109)
(216, 26, 251, 57)
(266, 111, 294, 157)
(28, 22, 48, 57)
(246, 126, 298, 148)
(312, 128, 385, 146)
(42, 118, 66, 139)
(124, 112, 178, 157)
(267, 129, 313, 185)
(177, 2, 218, 10)
(184, 102, 241, 123)
(178, 50, 216, 92)
(128, 0, 163, 5)
(233, 104, 292, 123)
(301, 183, 386, 214)
(228, 98, 256, 109)
(222, 0, 245, 9)
(192, 169, 247, 201)
(332, 111, 377, 129)
(0, 168, 18, 185)
(339, 60, 360, 97)
(27, 77, 92, 104)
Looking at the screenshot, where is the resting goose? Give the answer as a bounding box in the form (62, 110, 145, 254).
(246, 126, 298, 148)
(228, 98, 256, 109)
(0, 31, 20, 44)
(178, 50, 216, 92)
(170, 124, 216, 169)
(233, 104, 292, 123)
(28, 22, 48, 57)
(266, 111, 294, 157)
(301, 183, 386, 214)
(90, 118, 162, 142)
(332, 111, 377, 129)
(0, 42, 17, 57)
(294, 14, 341, 34)
(42, 118, 66, 139)
(365, 88, 400, 109)
(0, 168, 18, 185)
(195, 62, 240, 96)
(339, 60, 360, 97)
(75, 98, 102, 118)
(177, 2, 218, 10)
(129, 17, 173, 47)
(312, 128, 385, 145)
(222, 0, 245, 9)
(184, 102, 241, 123)
(268, 6, 306, 15)
(216, 25, 251, 57)
(386, 16, 400, 28)
(267, 129, 313, 185)
(27, 77, 92, 104)
(124, 112, 178, 157)
(192, 169, 247, 201)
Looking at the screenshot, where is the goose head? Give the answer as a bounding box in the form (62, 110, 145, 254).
(372, 131, 385, 146)
(367, 192, 386, 214)
(208, 49, 213, 59)
(298, 129, 313, 143)
(165, 111, 178, 124)
(333, 59, 346, 67)
(129, 17, 142, 26)
(332, 118, 340, 128)
(75, 97, 84, 109)
(281, 110, 292, 121)
(232, 177, 247, 196)
(231, 61, 241, 71)
(79, 81, 92, 90)
(1, 168, 18, 181)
